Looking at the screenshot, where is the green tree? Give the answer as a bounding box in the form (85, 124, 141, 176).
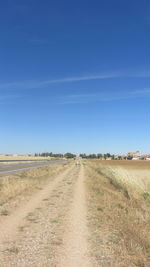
(64, 153, 75, 159)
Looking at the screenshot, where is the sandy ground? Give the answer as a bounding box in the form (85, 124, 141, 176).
(0, 162, 91, 266)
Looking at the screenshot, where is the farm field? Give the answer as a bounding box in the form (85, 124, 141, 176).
(0, 155, 52, 164)
(86, 160, 150, 266)
(0, 160, 149, 266)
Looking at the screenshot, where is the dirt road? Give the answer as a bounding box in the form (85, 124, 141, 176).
(0, 162, 92, 267)
(1, 161, 148, 266)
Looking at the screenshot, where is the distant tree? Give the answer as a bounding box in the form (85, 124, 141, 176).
(64, 153, 75, 159)
(97, 153, 103, 159)
(88, 154, 97, 159)
(80, 154, 87, 158)
(38, 152, 63, 158)
(104, 154, 107, 160)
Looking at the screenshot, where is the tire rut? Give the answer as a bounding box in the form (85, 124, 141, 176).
(55, 164, 91, 267)
(0, 164, 75, 266)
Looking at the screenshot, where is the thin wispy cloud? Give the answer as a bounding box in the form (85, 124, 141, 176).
(46, 71, 150, 84)
(1, 70, 150, 90)
(130, 88, 150, 95)
(0, 73, 119, 90)
(42, 73, 119, 85)
(59, 88, 150, 104)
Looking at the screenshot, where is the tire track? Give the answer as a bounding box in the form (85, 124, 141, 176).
(57, 163, 91, 267)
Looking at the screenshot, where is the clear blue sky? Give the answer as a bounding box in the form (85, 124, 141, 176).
(1, 0, 150, 155)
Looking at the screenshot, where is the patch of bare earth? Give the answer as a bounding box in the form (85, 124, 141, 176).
(54, 163, 92, 267)
(85, 162, 150, 267)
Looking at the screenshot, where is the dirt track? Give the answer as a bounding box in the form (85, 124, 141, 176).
(1, 161, 149, 266)
(0, 163, 91, 267)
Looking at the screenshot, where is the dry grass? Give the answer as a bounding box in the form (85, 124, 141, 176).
(92, 159, 150, 170)
(85, 160, 150, 266)
(0, 155, 50, 161)
(0, 163, 68, 206)
(100, 167, 149, 199)
(89, 160, 150, 199)
(0, 155, 53, 164)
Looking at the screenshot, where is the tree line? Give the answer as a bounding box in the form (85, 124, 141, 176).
(79, 153, 114, 159)
(79, 154, 133, 160)
(34, 152, 76, 159)
(34, 152, 133, 160)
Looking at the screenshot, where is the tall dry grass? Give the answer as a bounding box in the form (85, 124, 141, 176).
(89, 162, 150, 200)
(85, 161, 150, 266)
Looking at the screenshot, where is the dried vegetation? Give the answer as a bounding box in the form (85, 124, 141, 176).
(0, 163, 68, 206)
(85, 160, 150, 266)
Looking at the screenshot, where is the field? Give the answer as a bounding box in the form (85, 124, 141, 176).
(0, 160, 149, 266)
(0, 155, 52, 164)
(85, 160, 150, 266)
(91, 160, 150, 196)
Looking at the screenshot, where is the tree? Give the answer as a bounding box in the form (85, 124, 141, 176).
(80, 154, 87, 158)
(88, 154, 97, 159)
(104, 154, 107, 160)
(112, 155, 115, 160)
(64, 153, 75, 159)
(97, 153, 103, 159)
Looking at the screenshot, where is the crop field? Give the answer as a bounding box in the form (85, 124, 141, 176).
(85, 160, 150, 266)
(90, 160, 150, 196)
(0, 155, 52, 165)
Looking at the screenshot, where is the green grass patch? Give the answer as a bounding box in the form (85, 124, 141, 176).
(97, 207, 103, 211)
(51, 219, 59, 224)
(143, 192, 150, 200)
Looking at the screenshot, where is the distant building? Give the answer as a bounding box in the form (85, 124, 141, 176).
(127, 151, 141, 158)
